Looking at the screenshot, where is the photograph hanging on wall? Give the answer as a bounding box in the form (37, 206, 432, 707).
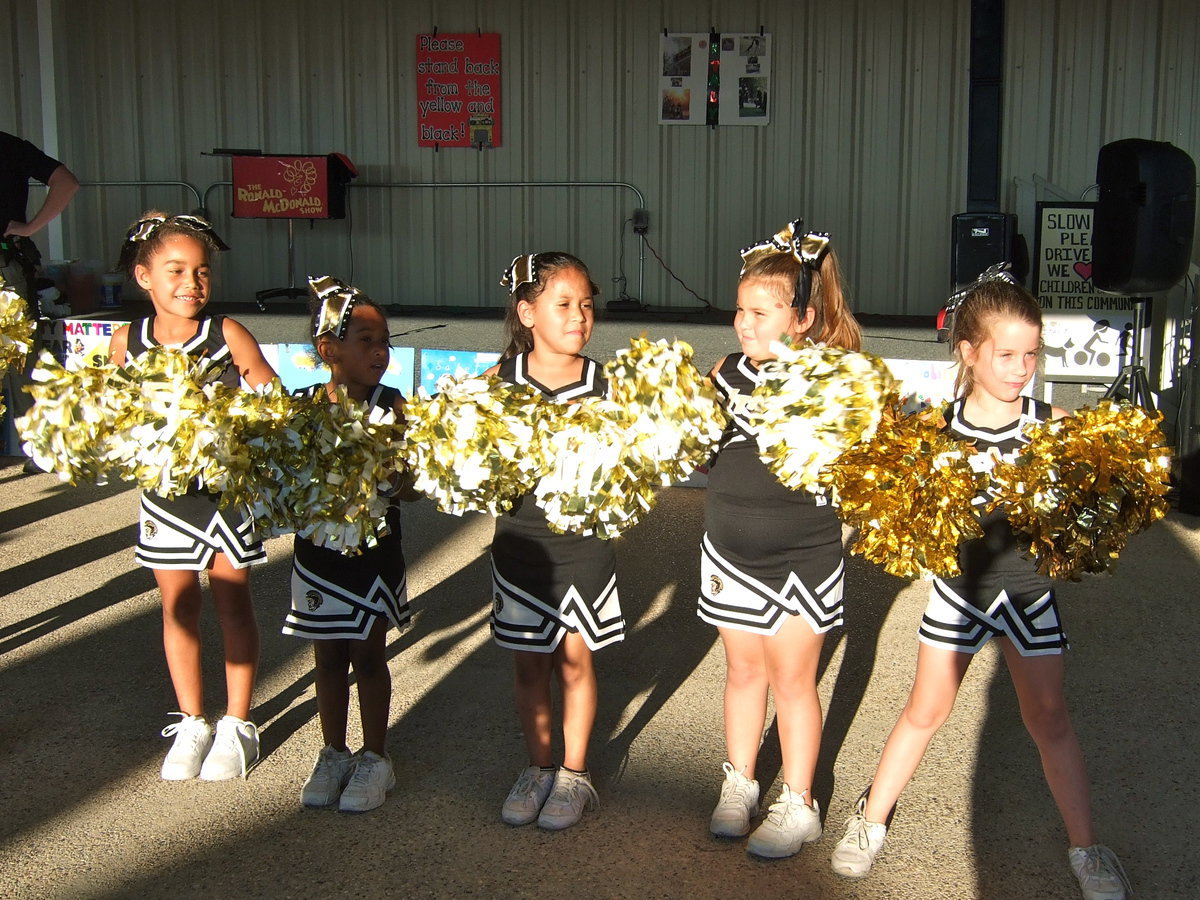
(1034, 202, 1143, 382)
(658, 33, 707, 125)
(658, 32, 771, 126)
(720, 33, 771, 125)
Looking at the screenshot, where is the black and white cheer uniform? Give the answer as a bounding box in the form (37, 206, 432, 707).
(919, 395, 1069, 657)
(127, 316, 267, 571)
(698, 353, 845, 636)
(489, 353, 624, 653)
(284, 384, 410, 640)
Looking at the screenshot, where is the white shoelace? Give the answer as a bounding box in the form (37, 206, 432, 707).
(1075, 845, 1133, 895)
(548, 773, 599, 810)
(764, 788, 810, 826)
(348, 755, 385, 789)
(719, 762, 755, 806)
(839, 813, 875, 850)
(161, 713, 206, 749)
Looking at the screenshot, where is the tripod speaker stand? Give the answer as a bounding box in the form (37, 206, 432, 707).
(1102, 297, 1156, 412)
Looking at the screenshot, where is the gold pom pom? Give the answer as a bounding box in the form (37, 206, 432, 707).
(402, 374, 546, 516)
(747, 342, 899, 492)
(989, 400, 1172, 579)
(604, 336, 727, 486)
(103, 347, 236, 498)
(825, 405, 985, 579)
(531, 397, 656, 539)
(0, 275, 36, 374)
(15, 350, 117, 482)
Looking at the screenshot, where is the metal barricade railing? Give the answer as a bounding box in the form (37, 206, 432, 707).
(200, 179, 648, 301)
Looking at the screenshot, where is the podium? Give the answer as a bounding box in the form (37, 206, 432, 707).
(229, 153, 357, 306)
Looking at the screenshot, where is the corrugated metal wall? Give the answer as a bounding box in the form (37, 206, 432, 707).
(1, 0, 1196, 315)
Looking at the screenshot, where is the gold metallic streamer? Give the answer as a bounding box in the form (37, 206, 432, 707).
(988, 399, 1172, 580)
(402, 373, 546, 516)
(825, 404, 985, 579)
(747, 341, 899, 493)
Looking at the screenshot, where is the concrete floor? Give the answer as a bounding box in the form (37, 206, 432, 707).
(0, 306, 1194, 898)
(1, 457, 1197, 898)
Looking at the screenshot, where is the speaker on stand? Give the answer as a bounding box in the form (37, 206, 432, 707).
(1092, 138, 1197, 508)
(1093, 139, 1196, 411)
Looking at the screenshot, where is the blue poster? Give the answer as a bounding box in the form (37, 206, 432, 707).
(270, 342, 416, 396)
(419, 349, 501, 396)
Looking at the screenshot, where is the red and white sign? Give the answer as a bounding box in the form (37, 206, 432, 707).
(415, 33, 501, 148)
(232, 155, 346, 219)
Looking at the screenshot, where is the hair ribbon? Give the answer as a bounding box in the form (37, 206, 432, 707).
(500, 254, 538, 295)
(117, 214, 229, 272)
(739, 218, 832, 309)
(945, 262, 1020, 313)
(310, 274, 363, 340)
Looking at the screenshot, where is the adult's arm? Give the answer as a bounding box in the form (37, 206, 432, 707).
(4, 165, 80, 237)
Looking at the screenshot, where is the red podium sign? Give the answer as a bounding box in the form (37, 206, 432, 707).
(415, 33, 502, 148)
(232, 154, 354, 218)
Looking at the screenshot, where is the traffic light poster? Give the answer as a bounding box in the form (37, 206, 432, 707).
(659, 32, 771, 126)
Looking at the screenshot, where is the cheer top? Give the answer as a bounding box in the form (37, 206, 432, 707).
(126, 315, 266, 570)
(698, 353, 845, 636)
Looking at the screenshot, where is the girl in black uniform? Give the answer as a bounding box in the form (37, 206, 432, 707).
(488, 252, 622, 831)
(830, 274, 1130, 900)
(288, 276, 411, 814)
(701, 221, 862, 859)
(108, 212, 276, 782)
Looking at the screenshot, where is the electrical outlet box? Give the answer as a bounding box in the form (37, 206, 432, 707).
(632, 208, 650, 235)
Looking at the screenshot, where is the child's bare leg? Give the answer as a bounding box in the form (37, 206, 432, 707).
(513, 649, 555, 767)
(349, 616, 392, 756)
(314, 639, 352, 750)
(208, 553, 259, 720)
(1001, 640, 1096, 847)
(553, 631, 596, 771)
(718, 627, 769, 777)
(156, 568, 205, 716)
(764, 615, 826, 793)
(863, 643, 973, 823)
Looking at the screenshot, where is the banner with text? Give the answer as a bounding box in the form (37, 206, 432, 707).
(415, 33, 501, 147)
(1034, 202, 1143, 382)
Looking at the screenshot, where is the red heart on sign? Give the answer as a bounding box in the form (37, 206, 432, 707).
(1074, 262, 1093, 281)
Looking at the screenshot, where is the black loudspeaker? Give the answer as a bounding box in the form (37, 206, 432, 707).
(1094, 139, 1196, 293)
(951, 212, 1017, 285)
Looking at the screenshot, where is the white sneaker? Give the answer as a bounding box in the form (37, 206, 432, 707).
(831, 806, 888, 877)
(1069, 844, 1131, 900)
(338, 751, 395, 813)
(198, 715, 259, 781)
(501, 765, 557, 826)
(710, 762, 760, 837)
(300, 745, 356, 808)
(746, 784, 822, 858)
(160, 713, 213, 781)
(537, 768, 599, 831)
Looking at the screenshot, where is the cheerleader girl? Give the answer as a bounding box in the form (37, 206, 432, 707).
(700, 220, 861, 858)
(108, 212, 275, 781)
(486, 252, 623, 831)
(287, 276, 411, 814)
(829, 271, 1130, 900)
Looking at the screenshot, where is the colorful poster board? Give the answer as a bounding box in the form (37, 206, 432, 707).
(658, 32, 771, 126)
(415, 33, 502, 147)
(263, 343, 416, 395)
(419, 349, 500, 396)
(1034, 202, 1143, 382)
(881, 357, 1035, 412)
